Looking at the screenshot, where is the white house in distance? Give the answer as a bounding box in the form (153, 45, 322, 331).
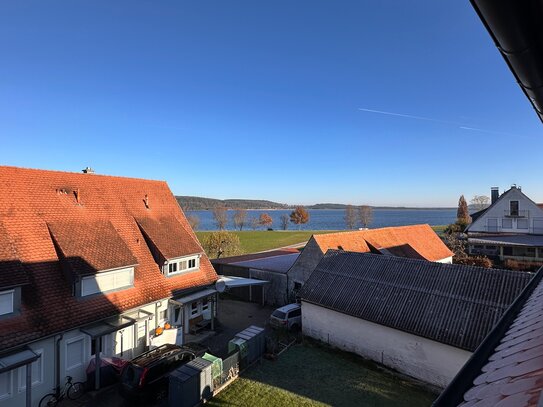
(299, 251, 531, 388)
(0, 166, 219, 407)
(466, 186, 543, 263)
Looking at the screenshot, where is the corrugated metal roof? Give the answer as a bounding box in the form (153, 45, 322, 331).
(300, 251, 532, 351)
(231, 253, 300, 274)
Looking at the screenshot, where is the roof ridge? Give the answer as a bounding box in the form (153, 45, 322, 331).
(0, 165, 168, 184)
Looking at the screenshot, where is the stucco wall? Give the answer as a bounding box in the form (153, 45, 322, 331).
(0, 298, 171, 407)
(302, 301, 471, 389)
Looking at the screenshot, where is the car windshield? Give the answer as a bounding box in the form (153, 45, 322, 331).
(272, 310, 286, 319)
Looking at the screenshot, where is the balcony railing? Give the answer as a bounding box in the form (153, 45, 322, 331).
(504, 209, 529, 218)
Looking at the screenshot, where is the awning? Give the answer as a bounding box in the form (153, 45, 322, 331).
(220, 276, 269, 288)
(0, 347, 40, 373)
(81, 315, 136, 339)
(170, 288, 217, 306)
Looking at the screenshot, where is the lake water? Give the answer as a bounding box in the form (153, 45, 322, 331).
(185, 209, 457, 231)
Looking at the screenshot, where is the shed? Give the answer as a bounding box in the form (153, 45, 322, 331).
(212, 251, 300, 306)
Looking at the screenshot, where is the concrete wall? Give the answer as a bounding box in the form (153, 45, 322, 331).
(0, 298, 171, 407)
(287, 238, 324, 293)
(468, 188, 543, 234)
(249, 269, 288, 306)
(301, 301, 471, 389)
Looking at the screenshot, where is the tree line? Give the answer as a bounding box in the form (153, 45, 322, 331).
(186, 206, 310, 231)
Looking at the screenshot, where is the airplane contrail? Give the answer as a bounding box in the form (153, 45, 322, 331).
(358, 107, 523, 137)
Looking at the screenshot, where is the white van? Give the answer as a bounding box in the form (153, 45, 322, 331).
(269, 303, 302, 331)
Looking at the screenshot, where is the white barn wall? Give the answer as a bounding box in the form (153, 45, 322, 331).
(302, 301, 471, 389)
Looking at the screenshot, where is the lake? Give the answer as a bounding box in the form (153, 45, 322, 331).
(185, 208, 457, 231)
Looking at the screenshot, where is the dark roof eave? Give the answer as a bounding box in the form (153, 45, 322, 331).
(470, 0, 543, 123)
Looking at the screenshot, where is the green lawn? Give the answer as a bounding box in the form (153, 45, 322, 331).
(196, 226, 447, 255)
(196, 231, 337, 255)
(208, 341, 437, 407)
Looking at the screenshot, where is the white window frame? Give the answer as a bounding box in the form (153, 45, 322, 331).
(17, 349, 43, 392)
(164, 255, 200, 277)
(0, 371, 13, 401)
(81, 267, 134, 297)
(0, 290, 14, 316)
(65, 336, 85, 371)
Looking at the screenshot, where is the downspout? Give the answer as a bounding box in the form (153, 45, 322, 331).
(55, 334, 63, 398)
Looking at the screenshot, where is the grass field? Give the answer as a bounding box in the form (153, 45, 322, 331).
(195, 230, 337, 255)
(196, 226, 447, 255)
(207, 341, 437, 407)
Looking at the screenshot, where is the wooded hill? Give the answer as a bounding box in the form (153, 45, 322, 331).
(176, 196, 289, 210)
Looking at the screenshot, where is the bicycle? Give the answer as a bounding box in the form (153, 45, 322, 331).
(39, 376, 85, 407)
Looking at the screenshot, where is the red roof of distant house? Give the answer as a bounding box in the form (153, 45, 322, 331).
(0, 166, 217, 351)
(312, 224, 453, 262)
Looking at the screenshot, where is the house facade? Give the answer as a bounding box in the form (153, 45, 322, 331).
(300, 251, 531, 388)
(288, 224, 453, 298)
(0, 166, 218, 407)
(466, 186, 543, 263)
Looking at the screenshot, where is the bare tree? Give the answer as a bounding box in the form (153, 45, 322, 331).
(232, 208, 248, 231)
(359, 205, 373, 228)
(280, 214, 289, 230)
(470, 195, 490, 211)
(212, 206, 228, 230)
(249, 216, 259, 230)
(344, 205, 357, 229)
(186, 214, 200, 231)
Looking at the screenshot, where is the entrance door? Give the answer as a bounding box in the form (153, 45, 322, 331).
(134, 321, 147, 357)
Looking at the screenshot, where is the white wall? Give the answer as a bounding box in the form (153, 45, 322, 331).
(437, 256, 453, 264)
(0, 298, 171, 407)
(468, 188, 543, 234)
(302, 301, 471, 389)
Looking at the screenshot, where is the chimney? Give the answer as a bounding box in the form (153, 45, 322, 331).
(82, 167, 94, 174)
(491, 187, 499, 204)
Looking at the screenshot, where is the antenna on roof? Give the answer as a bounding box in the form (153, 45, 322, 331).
(82, 167, 95, 174)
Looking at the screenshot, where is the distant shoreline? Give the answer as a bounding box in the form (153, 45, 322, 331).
(184, 207, 456, 211)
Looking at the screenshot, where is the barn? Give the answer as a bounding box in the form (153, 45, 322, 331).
(299, 251, 531, 388)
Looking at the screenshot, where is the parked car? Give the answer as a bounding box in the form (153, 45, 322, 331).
(119, 343, 197, 402)
(269, 303, 302, 331)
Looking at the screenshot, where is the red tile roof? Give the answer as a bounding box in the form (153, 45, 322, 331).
(312, 224, 453, 262)
(0, 221, 29, 289)
(48, 220, 138, 277)
(136, 216, 203, 262)
(0, 166, 217, 351)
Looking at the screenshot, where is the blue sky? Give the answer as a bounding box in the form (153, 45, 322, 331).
(1, 1, 541, 206)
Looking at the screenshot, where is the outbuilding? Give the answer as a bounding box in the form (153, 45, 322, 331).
(299, 251, 531, 388)
(212, 250, 300, 306)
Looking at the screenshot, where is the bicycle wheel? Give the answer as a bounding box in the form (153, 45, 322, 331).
(67, 382, 85, 400)
(39, 393, 58, 407)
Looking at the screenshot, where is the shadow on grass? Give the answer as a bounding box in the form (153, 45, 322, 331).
(211, 338, 437, 407)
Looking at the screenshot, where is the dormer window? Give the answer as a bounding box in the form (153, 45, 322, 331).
(164, 255, 200, 277)
(80, 267, 135, 297)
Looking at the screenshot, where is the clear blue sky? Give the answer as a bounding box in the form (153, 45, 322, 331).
(1, 1, 541, 206)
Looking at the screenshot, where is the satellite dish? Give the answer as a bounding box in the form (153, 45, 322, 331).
(215, 278, 226, 293)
